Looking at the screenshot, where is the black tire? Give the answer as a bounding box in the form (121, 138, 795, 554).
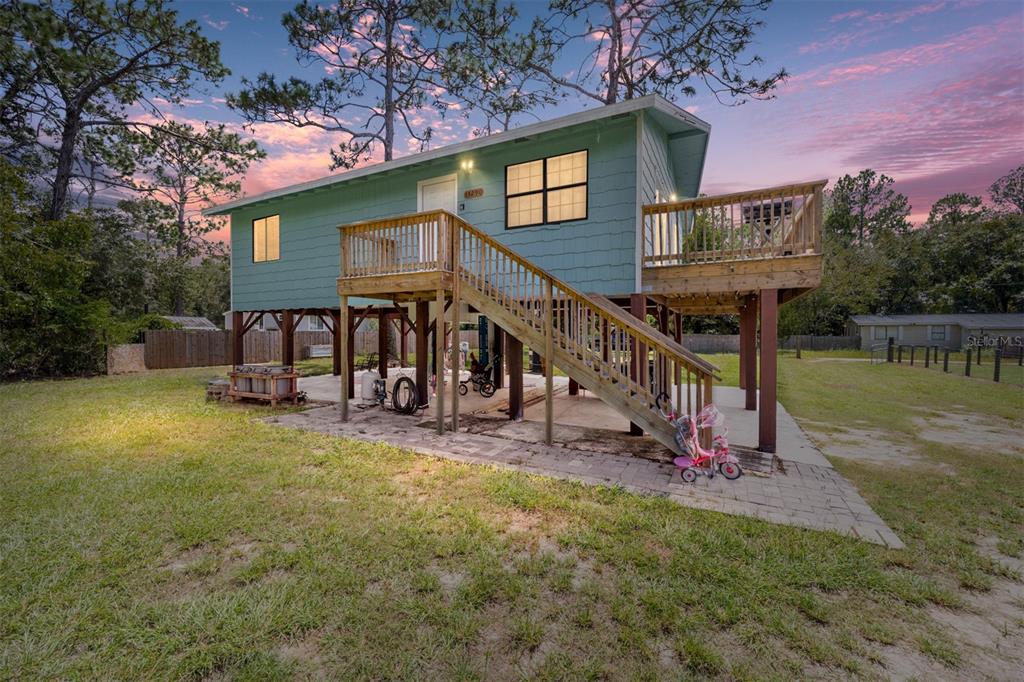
(655, 392, 672, 418)
(458, 382, 468, 396)
(391, 377, 418, 414)
(719, 461, 742, 480)
(479, 381, 496, 398)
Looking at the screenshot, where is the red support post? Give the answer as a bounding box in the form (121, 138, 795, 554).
(758, 290, 778, 453)
(281, 310, 295, 367)
(491, 323, 505, 389)
(231, 311, 244, 366)
(740, 296, 758, 411)
(377, 308, 388, 379)
(330, 309, 341, 376)
(415, 301, 429, 406)
(507, 333, 523, 420)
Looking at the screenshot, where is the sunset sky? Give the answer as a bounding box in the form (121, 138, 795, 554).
(171, 0, 1024, 227)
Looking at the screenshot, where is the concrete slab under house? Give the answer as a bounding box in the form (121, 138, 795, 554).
(203, 95, 868, 538)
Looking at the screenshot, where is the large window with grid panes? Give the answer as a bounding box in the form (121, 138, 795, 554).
(505, 150, 588, 229)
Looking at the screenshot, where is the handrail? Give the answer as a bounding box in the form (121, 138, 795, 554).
(339, 209, 720, 419)
(641, 179, 826, 268)
(450, 215, 719, 379)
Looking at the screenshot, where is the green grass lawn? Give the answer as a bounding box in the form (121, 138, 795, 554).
(1, 359, 1021, 679)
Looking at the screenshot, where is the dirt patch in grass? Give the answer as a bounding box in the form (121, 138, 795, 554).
(913, 411, 1024, 456)
(807, 426, 924, 466)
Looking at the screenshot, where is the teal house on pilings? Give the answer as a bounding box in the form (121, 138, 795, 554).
(205, 94, 826, 454)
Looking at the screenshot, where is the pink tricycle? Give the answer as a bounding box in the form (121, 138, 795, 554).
(671, 404, 742, 482)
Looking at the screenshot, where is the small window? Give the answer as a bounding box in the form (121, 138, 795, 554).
(873, 326, 886, 340)
(930, 326, 946, 341)
(308, 316, 326, 332)
(506, 150, 587, 228)
(253, 215, 280, 262)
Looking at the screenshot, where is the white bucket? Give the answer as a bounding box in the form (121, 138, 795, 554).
(361, 371, 381, 400)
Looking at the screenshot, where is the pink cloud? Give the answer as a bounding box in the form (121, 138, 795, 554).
(802, 2, 948, 54)
(788, 15, 1017, 90)
(203, 17, 229, 32)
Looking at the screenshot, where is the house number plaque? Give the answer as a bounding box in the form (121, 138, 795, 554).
(464, 188, 484, 199)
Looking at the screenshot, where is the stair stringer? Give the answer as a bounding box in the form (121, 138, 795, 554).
(458, 284, 682, 455)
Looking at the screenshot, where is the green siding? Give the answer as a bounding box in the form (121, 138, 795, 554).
(640, 115, 677, 203)
(230, 117, 638, 310)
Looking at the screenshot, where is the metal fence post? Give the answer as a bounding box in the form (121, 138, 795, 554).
(994, 348, 1002, 383)
(887, 337, 894, 363)
(943, 349, 949, 373)
(965, 349, 972, 376)
(924, 346, 930, 368)
(910, 345, 915, 366)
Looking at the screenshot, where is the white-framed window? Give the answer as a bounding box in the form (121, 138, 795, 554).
(506, 150, 588, 228)
(930, 326, 946, 341)
(873, 326, 887, 340)
(253, 214, 280, 262)
(308, 316, 326, 332)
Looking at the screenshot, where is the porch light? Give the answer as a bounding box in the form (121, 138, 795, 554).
(669, 193, 678, 202)
(460, 158, 474, 170)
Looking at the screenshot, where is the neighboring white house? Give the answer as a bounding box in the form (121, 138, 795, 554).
(222, 311, 332, 333)
(848, 314, 1024, 351)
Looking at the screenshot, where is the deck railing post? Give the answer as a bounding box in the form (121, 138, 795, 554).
(450, 235, 460, 433)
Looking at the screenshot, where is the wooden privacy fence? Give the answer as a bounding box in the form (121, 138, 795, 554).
(781, 335, 860, 351)
(143, 330, 333, 369)
(141, 328, 480, 370)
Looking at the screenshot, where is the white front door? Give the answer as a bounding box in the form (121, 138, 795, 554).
(417, 174, 457, 263)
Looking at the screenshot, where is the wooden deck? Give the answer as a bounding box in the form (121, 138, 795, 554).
(641, 180, 826, 313)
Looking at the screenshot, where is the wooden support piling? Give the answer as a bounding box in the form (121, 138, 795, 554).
(507, 334, 523, 420)
(415, 300, 429, 406)
(758, 289, 778, 453)
(331, 309, 342, 376)
(435, 289, 445, 434)
(339, 298, 349, 421)
(231, 311, 244, 365)
(377, 308, 388, 379)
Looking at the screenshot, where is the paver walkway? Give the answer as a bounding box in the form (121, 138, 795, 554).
(270, 404, 905, 548)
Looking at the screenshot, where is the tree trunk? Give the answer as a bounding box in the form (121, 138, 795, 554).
(382, 3, 396, 161)
(48, 110, 82, 221)
(174, 197, 186, 316)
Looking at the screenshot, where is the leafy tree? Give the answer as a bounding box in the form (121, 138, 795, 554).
(926, 192, 986, 226)
(108, 121, 263, 313)
(0, 160, 114, 376)
(229, 0, 461, 169)
(0, 0, 228, 219)
(989, 165, 1024, 213)
(826, 170, 910, 245)
(439, 2, 557, 135)
(491, 0, 785, 106)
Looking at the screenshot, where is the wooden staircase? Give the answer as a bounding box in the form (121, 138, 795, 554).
(338, 210, 719, 455)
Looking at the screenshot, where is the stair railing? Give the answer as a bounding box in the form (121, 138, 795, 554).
(340, 210, 721, 422)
